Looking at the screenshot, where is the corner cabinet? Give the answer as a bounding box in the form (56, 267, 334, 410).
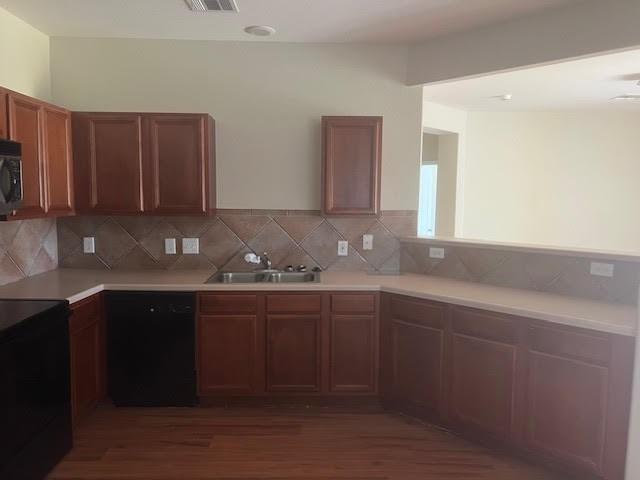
(380, 293, 635, 480)
(72, 112, 216, 216)
(6, 89, 74, 219)
(321, 116, 382, 216)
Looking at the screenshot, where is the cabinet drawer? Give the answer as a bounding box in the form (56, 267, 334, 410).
(528, 324, 610, 366)
(452, 307, 517, 345)
(331, 294, 376, 314)
(267, 294, 321, 313)
(70, 295, 101, 333)
(199, 294, 257, 314)
(390, 295, 445, 330)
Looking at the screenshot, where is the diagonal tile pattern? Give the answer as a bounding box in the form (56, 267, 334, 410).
(400, 241, 640, 305)
(56, 211, 418, 277)
(0, 218, 58, 287)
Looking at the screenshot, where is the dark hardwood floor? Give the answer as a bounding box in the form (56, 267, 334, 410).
(49, 405, 564, 480)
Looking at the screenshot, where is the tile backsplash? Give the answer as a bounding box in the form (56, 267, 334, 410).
(400, 240, 640, 305)
(57, 211, 417, 274)
(0, 218, 58, 287)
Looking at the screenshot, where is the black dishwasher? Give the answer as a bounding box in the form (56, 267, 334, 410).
(105, 292, 197, 407)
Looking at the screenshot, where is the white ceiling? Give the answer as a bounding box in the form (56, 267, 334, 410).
(0, 0, 580, 43)
(423, 49, 640, 111)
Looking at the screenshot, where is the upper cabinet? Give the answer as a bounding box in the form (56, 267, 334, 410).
(72, 113, 145, 214)
(8, 93, 46, 218)
(43, 105, 74, 216)
(0, 89, 7, 139)
(2, 88, 74, 219)
(321, 116, 382, 216)
(144, 114, 214, 215)
(72, 112, 216, 216)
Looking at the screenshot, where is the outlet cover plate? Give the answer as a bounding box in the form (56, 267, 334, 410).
(165, 238, 177, 255)
(338, 240, 349, 256)
(363, 234, 373, 251)
(83, 237, 95, 254)
(429, 247, 445, 259)
(183, 238, 200, 255)
(590, 261, 614, 277)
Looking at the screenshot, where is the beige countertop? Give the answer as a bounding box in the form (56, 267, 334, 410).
(0, 269, 635, 337)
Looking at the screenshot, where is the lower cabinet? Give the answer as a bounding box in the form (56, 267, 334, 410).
(449, 307, 520, 442)
(381, 293, 634, 480)
(523, 322, 634, 480)
(267, 314, 322, 392)
(69, 294, 105, 425)
(197, 292, 378, 397)
(381, 295, 446, 419)
(198, 315, 263, 394)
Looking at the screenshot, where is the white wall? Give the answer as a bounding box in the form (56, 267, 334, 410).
(50, 37, 422, 211)
(0, 7, 50, 99)
(408, 0, 640, 85)
(462, 111, 640, 252)
(435, 134, 458, 237)
(422, 101, 467, 235)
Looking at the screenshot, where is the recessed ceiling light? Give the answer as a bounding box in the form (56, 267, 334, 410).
(244, 25, 276, 37)
(491, 94, 513, 101)
(612, 94, 640, 101)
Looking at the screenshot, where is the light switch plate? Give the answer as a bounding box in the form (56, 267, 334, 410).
(429, 247, 445, 259)
(183, 238, 200, 255)
(83, 237, 95, 254)
(590, 261, 614, 277)
(362, 234, 373, 251)
(165, 238, 177, 255)
(338, 240, 349, 256)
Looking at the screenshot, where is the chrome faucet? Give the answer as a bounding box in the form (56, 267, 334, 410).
(260, 252, 272, 270)
(244, 251, 274, 271)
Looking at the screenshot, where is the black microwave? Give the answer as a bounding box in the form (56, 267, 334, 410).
(0, 139, 23, 216)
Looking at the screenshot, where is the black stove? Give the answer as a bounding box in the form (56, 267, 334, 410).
(0, 298, 72, 480)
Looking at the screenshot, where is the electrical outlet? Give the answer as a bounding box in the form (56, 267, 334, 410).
(590, 261, 614, 277)
(362, 234, 373, 251)
(182, 238, 200, 255)
(338, 240, 349, 256)
(165, 238, 177, 255)
(429, 247, 445, 259)
(83, 237, 95, 254)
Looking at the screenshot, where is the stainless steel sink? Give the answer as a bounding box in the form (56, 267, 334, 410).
(267, 272, 319, 283)
(206, 271, 320, 284)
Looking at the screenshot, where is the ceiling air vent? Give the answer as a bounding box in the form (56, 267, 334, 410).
(185, 0, 239, 12)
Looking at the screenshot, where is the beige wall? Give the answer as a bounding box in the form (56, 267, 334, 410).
(408, 0, 640, 85)
(421, 133, 438, 164)
(462, 111, 640, 252)
(50, 37, 422, 211)
(0, 7, 50, 99)
(422, 101, 467, 235)
(435, 134, 458, 237)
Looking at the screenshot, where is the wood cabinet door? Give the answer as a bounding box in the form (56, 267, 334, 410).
(144, 114, 210, 215)
(72, 113, 144, 213)
(322, 116, 382, 216)
(8, 93, 46, 218)
(43, 105, 74, 216)
(0, 89, 7, 139)
(198, 315, 263, 394)
(267, 314, 321, 392)
(450, 334, 517, 439)
(330, 314, 376, 393)
(69, 295, 104, 425)
(525, 351, 608, 476)
(390, 318, 444, 413)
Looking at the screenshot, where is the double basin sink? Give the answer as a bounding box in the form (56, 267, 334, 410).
(206, 270, 320, 284)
